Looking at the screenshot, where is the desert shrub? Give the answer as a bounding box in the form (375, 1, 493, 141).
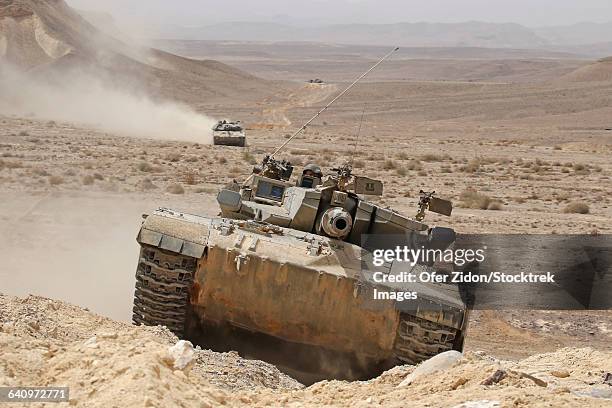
(82, 175, 94, 185)
(166, 183, 184, 194)
(165, 152, 182, 162)
(0, 159, 4, 170)
(141, 178, 157, 190)
(382, 159, 397, 170)
(4, 160, 22, 169)
(396, 152, 410, 160)
(562, 202, 589, 214)
(48, 175, 64, 185)
(93, 173, 104, 180)
(461, 158, 481, 173)
(396, 167, 407, 176)
(218, 157, 227, 164)
(487, 201, 504, 210)
(459, 187, 492, 210)
(440, 165, 452, 173)
(137, 162, 153, 172)
(421, 153, 447, 162)
(417, 170, 427, 176)
(183, 171, 197, 185)
(32, 168, 49, 177)
(406, 160, 422, 171)
(18, 130, 29, 136)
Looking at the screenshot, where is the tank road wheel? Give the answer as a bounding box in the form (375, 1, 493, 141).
(392, 314, 460, 364)
(132, 244, 197, 336)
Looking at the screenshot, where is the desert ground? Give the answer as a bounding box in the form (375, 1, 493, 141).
(1, 0, 611, 406)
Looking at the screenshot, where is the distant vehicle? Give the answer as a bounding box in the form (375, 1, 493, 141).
(212, 120, 246, 147)
(307, 78, 325, 84)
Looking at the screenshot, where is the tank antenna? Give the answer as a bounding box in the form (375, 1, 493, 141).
(270, 46, 399, 158)
(350, 103, 367, 168)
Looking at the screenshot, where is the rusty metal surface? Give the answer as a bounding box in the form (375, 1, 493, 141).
(134, 208, 468, 367)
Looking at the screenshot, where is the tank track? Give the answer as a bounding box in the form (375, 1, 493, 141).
(393, 313, 459, 364)
(132, 244, 197, 336)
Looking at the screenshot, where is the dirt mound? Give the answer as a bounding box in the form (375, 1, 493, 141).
(560, 57, 612, 82)
(0, 293, 302, 397)
(1, 293, 611, 407)
(0, 0, 275, 103)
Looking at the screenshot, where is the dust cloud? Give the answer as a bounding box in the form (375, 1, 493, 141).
(0, 64, 216, 143)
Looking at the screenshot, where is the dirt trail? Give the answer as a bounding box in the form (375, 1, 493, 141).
(256, 83, 338, 128)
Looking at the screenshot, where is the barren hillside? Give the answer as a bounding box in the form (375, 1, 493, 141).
(560, 56, 612, 82)
(0, 0, 282, 105)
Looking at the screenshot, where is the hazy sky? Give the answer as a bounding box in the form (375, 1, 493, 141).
(67, 0, 612, 27)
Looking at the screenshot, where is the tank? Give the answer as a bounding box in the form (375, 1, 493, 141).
(212, 120, 246, 147)
(131, 47, 470, 383)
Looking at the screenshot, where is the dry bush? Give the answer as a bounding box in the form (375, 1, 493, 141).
(18, 130, 29, 136)
(460, 158, 481, 173)
(406, 160, 422, 171)
(229, 166, 241, 175)
(382, 159, 397, 170)
(82, 175, 94, 185)
(459, 188, 492, 210)
(0, 159, 4, 170)
(165, 152, 182, 162)
(137, 162, 154, 172)
(420, 153, 447, 162)
(4, 160, 23, 169)
(440, 165, 452, 173)
(32, 168, 49, 177)
(218, 157, 228, 164)
(417, 170, 427, 176)
(487, 201, 504, 211)
(166, 183, 184, 194)
(93, 173, 104, 181)
(48, 175, 64, 186)
(183, 171, 198, 185)
(141, 178, 157, 190)
(396, 152, 410, 160)
(562, 202, 590, 214)
(396, 167, 407, 176)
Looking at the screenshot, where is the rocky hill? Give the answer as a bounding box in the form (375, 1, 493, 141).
(0, 0, 277, 104)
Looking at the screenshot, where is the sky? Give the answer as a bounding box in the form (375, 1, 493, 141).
(66, 0, 612, 27)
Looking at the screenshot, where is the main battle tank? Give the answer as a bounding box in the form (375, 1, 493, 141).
(212, 120, 246, 147)
(131, 47, 470, 382)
